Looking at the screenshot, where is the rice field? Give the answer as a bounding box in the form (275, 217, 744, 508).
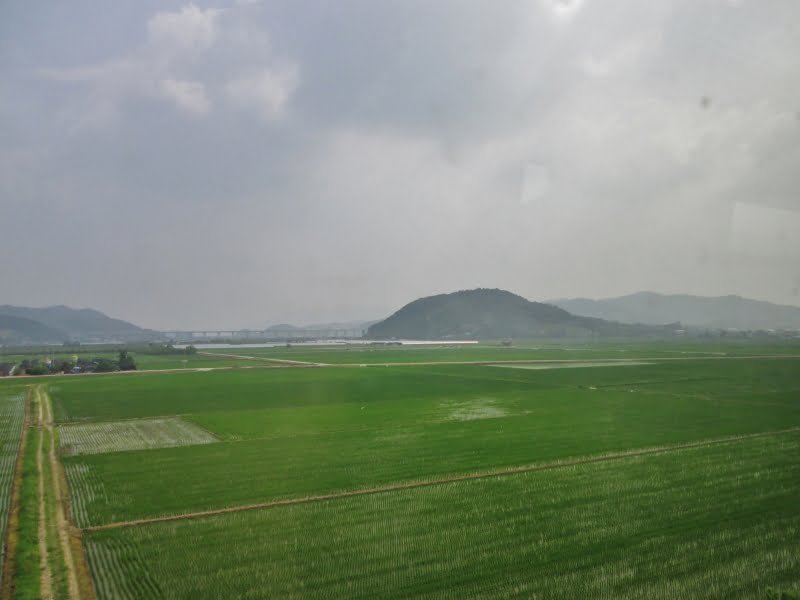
(492, 360, 652, 370)
(209, 341, 800, 364)
(58, 417, 218, 456)
(83, 432, 800, 599)
(0, 387, 26, 574)
(59, 358, 800, 528)
(14, 342, 797, 597)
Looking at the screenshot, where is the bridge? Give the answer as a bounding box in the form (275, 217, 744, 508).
(160, 329, 367, 343)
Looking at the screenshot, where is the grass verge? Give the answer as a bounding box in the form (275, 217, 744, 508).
(12, 426, 41, 599)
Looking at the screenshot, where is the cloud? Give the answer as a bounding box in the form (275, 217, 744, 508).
(4, 0, 800, 327)
(729, 202, 800, 259)
(225, 65, 299, 120)
(38, 3, 297, 125)
(542, 0, 586, 22)
(160, 78, 210, 115)
(147, 4, 221, 51)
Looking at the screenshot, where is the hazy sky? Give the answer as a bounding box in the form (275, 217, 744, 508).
(2, 0, 799, 329)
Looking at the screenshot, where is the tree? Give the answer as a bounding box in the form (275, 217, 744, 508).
(118, 350, 137, 371)
(94, 358, 118, 373)
(185, 345, 198, 355)
(54, 360, 74, 374)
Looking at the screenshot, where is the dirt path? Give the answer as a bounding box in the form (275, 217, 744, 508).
(82, 425, 800, 533)
(36, 396, 53, 600)
(199, 351, 325, 366)
(38, 386, 93, 600)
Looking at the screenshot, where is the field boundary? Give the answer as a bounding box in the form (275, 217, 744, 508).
(12, 353, 800, 381)
(0, 387, 31, 600)
(36, 407, 53, 600)
(199, 351, 325, 366)
(38, 387, 96, 600)
(82, 425, 800, 533)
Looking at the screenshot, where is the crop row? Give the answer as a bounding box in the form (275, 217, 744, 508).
(0, 389, 26, 574)
(85, 535, 161, 600)
(223, 342, 800, 364)
(84, 432, 800, 599)
(64, 363, 800, 527)
(58, 417, 218, 456)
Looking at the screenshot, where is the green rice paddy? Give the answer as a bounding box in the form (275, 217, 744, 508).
(3, 342, 799, 597)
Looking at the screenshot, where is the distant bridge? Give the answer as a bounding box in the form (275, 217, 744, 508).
(160, 329, 367, 343)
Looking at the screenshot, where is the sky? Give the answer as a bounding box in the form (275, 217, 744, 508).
(1, 0, 799, 330)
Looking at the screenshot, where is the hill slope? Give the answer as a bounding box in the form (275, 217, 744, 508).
(551, 292, 800, 330)
(0, 305, 157, 341)
(0, 314, 68, 343)
(265, 320, 379, 333)
(366, 289, 669, 340)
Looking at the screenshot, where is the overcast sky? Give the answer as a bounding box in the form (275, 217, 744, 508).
(1, 0, 799, 329)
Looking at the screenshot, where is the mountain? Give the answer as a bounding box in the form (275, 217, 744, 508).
(550, 292, 800, 331)
(265, 320, 379, 332)
(0, 315, 68, 344)
(0, 305, 158, 342)
(366, 289, 672, 340)
(264, 323, 301, 332)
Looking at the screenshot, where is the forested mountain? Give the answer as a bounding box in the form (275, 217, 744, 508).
(367, 289, 674, 340)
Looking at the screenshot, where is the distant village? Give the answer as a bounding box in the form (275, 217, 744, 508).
(0, 350, 138, 377)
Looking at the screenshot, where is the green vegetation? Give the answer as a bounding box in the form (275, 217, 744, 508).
(56, 358, 800, 527)
(13, 427, 41, 599)
(5, 342, 793, 597)
(140, 343, 197, 355)
(84, 433, 800, 599)
(0, 387, 25, 573)
(40, 428, 70, 599)
(0, 349, 265, 375)
(224, 341, 800, 364)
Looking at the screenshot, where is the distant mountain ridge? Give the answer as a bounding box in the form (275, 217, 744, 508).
(0, 305, 157, 343)
(550, 292, 800, 331)
(0, 314, 69, 344)
(367, 289, 673, 340)
(265, 320, 378, 332)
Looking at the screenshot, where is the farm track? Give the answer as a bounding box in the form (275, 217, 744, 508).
(199, 351, 324, 366)
(37, 387, 95, 600)
(82, 425, 800, 533)
(36, 399, 53, 600)
(0, 389, 31, 600)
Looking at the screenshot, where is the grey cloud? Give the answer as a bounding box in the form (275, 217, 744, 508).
(1, 0, 799, 329)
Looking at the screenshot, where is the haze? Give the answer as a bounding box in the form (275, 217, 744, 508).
(1, 0, 799, 330)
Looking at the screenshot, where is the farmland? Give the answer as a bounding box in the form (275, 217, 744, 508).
(0, 385, 25, 575)
(58, 418, 218, 456)
(203, 340, 800, 365)
(54, 359, 800, 528)
(84, 432, 800, 598)
(2, 342, 799, 597)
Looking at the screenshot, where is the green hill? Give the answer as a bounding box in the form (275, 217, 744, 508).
(366, 289, 671, 340)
